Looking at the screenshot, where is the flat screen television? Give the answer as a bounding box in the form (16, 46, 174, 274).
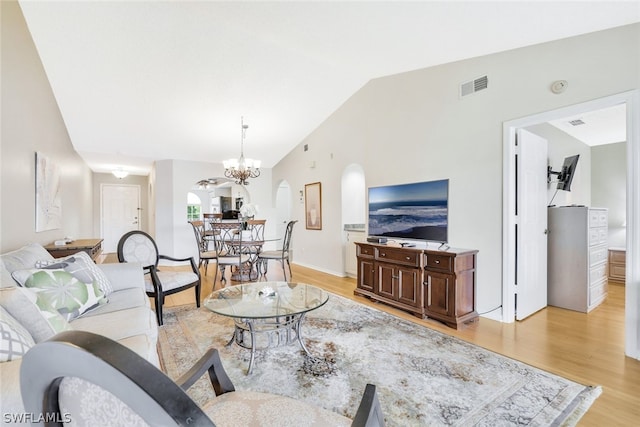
(557, 154, 579, 191)
(368, 179, 448, 243)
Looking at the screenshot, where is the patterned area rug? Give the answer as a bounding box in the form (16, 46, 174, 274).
(158, 294, 600, 426)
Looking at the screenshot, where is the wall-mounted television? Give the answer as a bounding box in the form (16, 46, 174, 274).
(547, 154, 580, 191)
(557, 154, 580, 191)
(368, 179, 449, 243)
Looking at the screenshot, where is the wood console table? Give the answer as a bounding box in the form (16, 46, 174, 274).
(355, 242, 478, 329)
(44, 239, 103, 262)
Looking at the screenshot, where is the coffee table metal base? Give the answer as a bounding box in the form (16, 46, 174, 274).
(226, 313, 310, 374)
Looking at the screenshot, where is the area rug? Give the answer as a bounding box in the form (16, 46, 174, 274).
(158, 293, 601, 426)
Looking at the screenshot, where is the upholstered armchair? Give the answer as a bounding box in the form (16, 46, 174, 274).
(117, 231, 200, 326)
(21, 331, 386, 426)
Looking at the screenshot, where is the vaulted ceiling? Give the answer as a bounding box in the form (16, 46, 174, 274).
(19, 1, 640, 175)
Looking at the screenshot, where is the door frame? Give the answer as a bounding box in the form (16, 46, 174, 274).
(514, 129, 549, 320)
(502, 90, 640, 359)
(274, 180, 292, 249)
(100, 183, 142, 252)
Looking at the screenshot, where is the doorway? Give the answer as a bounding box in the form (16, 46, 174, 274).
(101, 184, 141, 253)
(502, 90, 639, 359)
(341, 164, 366, 276)
(513, 129, 549, 320)
(275, 180, 292, 246)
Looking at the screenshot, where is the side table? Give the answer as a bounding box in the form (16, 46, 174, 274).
(44, 239, 103, 262)
(608, 248, 626, 284)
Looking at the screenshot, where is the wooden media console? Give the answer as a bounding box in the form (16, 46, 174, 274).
(354, 242, 478, 329)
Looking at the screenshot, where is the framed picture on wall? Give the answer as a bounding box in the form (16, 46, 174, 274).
(35, 152, 62, 232)
(305, 182, 322, 230)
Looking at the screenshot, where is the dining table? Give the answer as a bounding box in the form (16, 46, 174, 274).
(223, 235, 280, 281)
(205, 220, 279, 281)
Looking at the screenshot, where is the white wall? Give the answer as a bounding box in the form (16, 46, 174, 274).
(341, 164, 366, 226)
(592, 142, 627, 247)
(154, 160, 175, 257)
(525, 123, 592, 207)
(272, 23, 640, 314)
(1, 1, 93, 253)
(92, 172, 150, 239)
(523, 125, 627, 248)
(153, 159, 276, 261)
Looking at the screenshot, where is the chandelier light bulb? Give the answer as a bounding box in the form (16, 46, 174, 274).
(223, 117, 261, 185)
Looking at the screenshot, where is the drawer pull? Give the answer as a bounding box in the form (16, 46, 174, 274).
(381, 253, 386, 257)
(406, 256, 411, 260)
(435, 260, 440, 264)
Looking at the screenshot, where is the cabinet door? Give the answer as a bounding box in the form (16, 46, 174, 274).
(425, 271, 453, 317)
(377, 263, 397, 300)
(358, 259, 375, 292)
(397, 266, 421, 307)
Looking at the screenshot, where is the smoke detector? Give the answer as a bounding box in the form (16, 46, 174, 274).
(551, 80, 568, 94)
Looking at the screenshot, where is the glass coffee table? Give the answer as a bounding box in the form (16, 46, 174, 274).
(203, 281, 329, 374)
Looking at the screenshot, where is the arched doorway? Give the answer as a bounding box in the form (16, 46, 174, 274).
(341, 164, 366, 276)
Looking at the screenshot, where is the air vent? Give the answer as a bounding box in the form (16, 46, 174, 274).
(460, 75, 488, 97)
(568, 119, 585, 126)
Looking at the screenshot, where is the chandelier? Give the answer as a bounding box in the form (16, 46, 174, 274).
(223, 117, 261, 185)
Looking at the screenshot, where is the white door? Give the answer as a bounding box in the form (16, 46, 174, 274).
(516, 129, 548, 320)
(101, 184, 141, 253)
(275, 182, 291, 240)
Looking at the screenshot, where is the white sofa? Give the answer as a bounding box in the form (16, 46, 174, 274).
(0, 243, 159, 423)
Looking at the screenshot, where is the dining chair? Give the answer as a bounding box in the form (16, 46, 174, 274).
(258, 220, 298, 281)
(244, 219, 266, 255)
(189, 220, 219, 275)
(117, 230, 200, 326)
(202, 213, 223, 249)
(203, 212, 223, 222)
(209, 221, 252, 286)
(22, 330, 386, 426)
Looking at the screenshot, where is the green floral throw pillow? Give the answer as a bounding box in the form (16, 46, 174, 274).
(35, 252, 114, 295)
(12, 267, 106, 321)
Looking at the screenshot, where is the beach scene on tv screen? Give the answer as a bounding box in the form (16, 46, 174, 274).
(368, 179, 448, 242)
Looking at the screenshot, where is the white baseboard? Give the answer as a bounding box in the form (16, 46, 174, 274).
(480, 310, 503, 322)
(291, 261, 346, 278)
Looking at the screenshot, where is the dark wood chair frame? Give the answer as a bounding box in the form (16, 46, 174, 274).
(21, 331, 385, 426)
(117, 230, 201, 326)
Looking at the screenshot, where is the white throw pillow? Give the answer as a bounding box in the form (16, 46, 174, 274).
(0, 305, 35, 362)
(0, 287, 72, 342)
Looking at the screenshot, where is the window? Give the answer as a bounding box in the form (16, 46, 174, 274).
(187, 192, 202, 221)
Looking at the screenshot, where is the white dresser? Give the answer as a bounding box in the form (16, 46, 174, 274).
(547, 206, 608, 312)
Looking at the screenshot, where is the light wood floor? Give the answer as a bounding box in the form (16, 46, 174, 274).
(147, 259, 638, 426)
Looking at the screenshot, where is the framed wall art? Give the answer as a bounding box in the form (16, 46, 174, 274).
(304, 182, 322, 230)
(35, 152, 62, 232)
